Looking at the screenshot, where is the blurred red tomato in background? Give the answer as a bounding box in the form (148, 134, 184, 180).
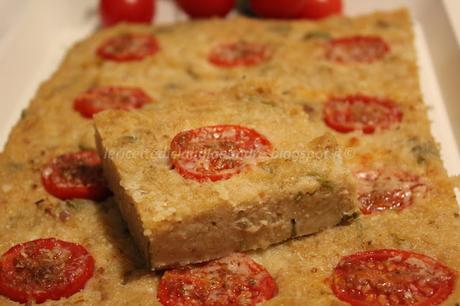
(176, 0, 235, 18)
(249, 0, 307, 19)
(300, 0, 342, 19)
(100, 0, 155, 27)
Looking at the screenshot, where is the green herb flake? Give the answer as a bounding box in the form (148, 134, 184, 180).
(295, 193, 303, 202)
(267, 24, 292, 35)
(122, 135, 137, 142)
(303, 31, 332, 41)
(318, 178, 335, 191)
(65, 200, 81, 210)
(411, 142, 438, 164)
(339, 211, 360, 225)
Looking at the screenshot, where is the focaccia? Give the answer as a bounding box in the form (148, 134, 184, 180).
(0, 8, 459, 306)
(94, 85, 356, 269)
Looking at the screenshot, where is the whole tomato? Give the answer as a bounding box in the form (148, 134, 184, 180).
(300, 0, 342, 19)
(250, 0, 307, 19)
(176, 0, 235, 18)
(99, 0, 155, 27)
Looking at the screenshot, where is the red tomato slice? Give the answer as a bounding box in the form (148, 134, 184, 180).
(175, 0, 235, 18)
(331, 249, 456, 306)
(97, 33, 160, 62)
(355, 170, 426, 215)
(208, 41, 272, 68)
(73, 86, 152, 118)
(0, 238, 95, 304)
(157, 253, 278, 306)
(99, 0, 155, 27)
(323, 95, 403, 134)
(170, 125, 272, 182)
(250, 0, 307, 19)
(41, 151, 110, 201)
(300, 0, 342, 20)
(326, 36, 390, 63)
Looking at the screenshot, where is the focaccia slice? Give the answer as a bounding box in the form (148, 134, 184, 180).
(94, 84, 356, 270)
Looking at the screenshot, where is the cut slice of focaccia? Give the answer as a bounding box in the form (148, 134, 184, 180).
(94, 84, 356, 270)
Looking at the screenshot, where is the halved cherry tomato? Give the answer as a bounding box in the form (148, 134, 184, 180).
(326, 35, 390, 63)
(208, 41, 272, 68)
(97, 33, 160, 62)
(41, 151, 110, 201)
(300, 0, 342, 20)
(250, 0, 307, 19)
(331, 249, 456, 306)
(99, 0, 155, 27)
(0, 238, 95, 304)
(175, 0, 235, 18)
(323, 95, 403, 134)
(74, 86, 152, 118)
(355, 170, 426, 215)
(170, 125, 272, 182)
(157, 253, 278, 306)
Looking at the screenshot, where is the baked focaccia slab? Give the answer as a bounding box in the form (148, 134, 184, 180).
(1, 8, 460, 306)
(94, 87, 356, 270)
